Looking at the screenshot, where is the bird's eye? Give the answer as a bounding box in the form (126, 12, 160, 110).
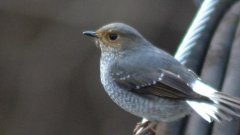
(108, 33, 118, 41)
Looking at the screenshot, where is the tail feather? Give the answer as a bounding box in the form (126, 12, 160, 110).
(212, 98, 240, 110)
(216, 104, 240, 117)
(186, 101, 218, 122)
(188, 80, 240, 122)
(213, 92, 240, 108)
(214, 110, 232, 121)
(214, 92, 240, 103)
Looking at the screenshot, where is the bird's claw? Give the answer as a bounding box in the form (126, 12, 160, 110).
(133, 120, 157, 135)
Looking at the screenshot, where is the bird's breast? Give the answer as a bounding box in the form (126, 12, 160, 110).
(99, 53, 191, 122)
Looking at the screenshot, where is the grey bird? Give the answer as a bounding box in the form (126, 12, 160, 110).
(83, 23, 240, 134)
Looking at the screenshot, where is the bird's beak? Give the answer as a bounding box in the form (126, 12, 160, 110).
(82, 31, 98, 38)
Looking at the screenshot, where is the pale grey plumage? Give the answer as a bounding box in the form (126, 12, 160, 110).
(83, 23, 240, 123)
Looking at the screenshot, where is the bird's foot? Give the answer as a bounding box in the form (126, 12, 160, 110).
(133, 119, 157, 135)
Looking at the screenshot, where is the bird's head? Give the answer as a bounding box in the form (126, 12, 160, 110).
(83, 23, 147, 53)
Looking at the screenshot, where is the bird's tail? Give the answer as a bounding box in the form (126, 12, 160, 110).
(186, 80, 240, 122)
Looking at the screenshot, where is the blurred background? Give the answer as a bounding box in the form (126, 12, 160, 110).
(0, 0, 196, 135)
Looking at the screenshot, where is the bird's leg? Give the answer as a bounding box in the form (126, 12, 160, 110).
(133, 120, 149, 134)
(133, 119, 157, 135)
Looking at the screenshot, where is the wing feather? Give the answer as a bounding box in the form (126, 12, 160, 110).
(113, 69, 204, 100)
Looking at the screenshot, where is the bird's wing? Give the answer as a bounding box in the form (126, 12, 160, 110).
(112, 69, 203, 100)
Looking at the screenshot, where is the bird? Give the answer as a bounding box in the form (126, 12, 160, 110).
(83, 23, 240, 134)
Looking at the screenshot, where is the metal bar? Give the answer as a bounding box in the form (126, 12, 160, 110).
(211, 3, 240, 134)
(175, 0, 236, 73)
(141, 0, 238, 135)
(184, 2, 240, 134)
